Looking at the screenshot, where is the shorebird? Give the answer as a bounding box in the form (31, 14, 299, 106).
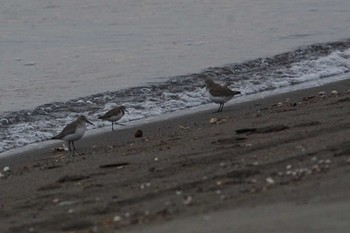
(204, 78, 241, 112)
(52, 115, 94, 152)
(98, 105, 127, 131)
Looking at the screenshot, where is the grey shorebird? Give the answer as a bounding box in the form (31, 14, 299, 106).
(52, 115, 94, 152)
(204, 78, 241, 112)
(98, 106, 127, 131)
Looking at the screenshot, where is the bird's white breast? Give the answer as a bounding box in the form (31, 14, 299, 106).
(62, 125, 86, 142)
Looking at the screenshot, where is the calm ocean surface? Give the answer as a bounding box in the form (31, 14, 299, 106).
(1, 0, 350, 154)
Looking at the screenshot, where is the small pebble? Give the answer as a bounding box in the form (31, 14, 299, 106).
(52, 198, 60, 204)
(113, 215, 121, 222)
(183, 196, 193, 205)
(176, 190, 182, 195)
(266, 177, 275, 185)
(134, 130, 143, 138)
(331, 90, 338, 95)
(210, 118, 218, 124)
(325, 159, 332, 164)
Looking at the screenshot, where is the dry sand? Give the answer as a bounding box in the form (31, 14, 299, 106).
(2, 79, 350, 232)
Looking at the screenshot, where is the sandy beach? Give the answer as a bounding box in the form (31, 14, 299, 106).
(2, 79, 350, 232)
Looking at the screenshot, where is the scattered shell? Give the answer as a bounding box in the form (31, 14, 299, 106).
(331, 90, 338, 95)
(216, 180, 223, 186)
(266, 177, 275, 185)
(154, 157, 159, 161)
(215, 190, 222, 195)
(113, 216, 122, 222)
(178, 125, 190, 130)
(67, 208, 74, 214)
(134, 130, 143, 138)
(324, 159, 332, 164)
(183, 195, 193, 205)
(210, 118, 218, 124)
(252, 161, 259, 166)
(51, 144, 69, 152)
(286, 164, 292, 170)
(52, 198, 60, 204)
(318, 91, 326, 96)
(3, 166, 10, 172)
(176, 190, 182, 195)
(277, 102, 283, 107)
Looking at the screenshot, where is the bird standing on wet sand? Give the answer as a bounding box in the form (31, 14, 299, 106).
(98, 105, 127, 131)
(52, 115, 94, 152)
(204, 78, 241, 112)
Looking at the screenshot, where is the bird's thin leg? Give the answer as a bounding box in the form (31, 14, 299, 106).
(220, 103, 224, 112)
(112, 122, 114, 131)
(72, 141, 76, 151)
(68, 142, 72, 152)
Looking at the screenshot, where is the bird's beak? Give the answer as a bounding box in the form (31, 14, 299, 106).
(86, 119, 95, 126)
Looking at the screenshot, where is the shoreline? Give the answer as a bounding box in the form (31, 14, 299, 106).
(2, 78, 350, 232)
(1, 73, 349, 162)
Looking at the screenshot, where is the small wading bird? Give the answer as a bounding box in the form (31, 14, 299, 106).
(52, 115, 94, 152)
(98, 105, 127, 131)
(203, 78, 241, 112)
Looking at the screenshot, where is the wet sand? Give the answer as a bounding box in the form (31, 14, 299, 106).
(2, 79, 350, 232)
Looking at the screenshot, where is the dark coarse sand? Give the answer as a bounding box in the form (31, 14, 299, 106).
(2, 79, 350, 233)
